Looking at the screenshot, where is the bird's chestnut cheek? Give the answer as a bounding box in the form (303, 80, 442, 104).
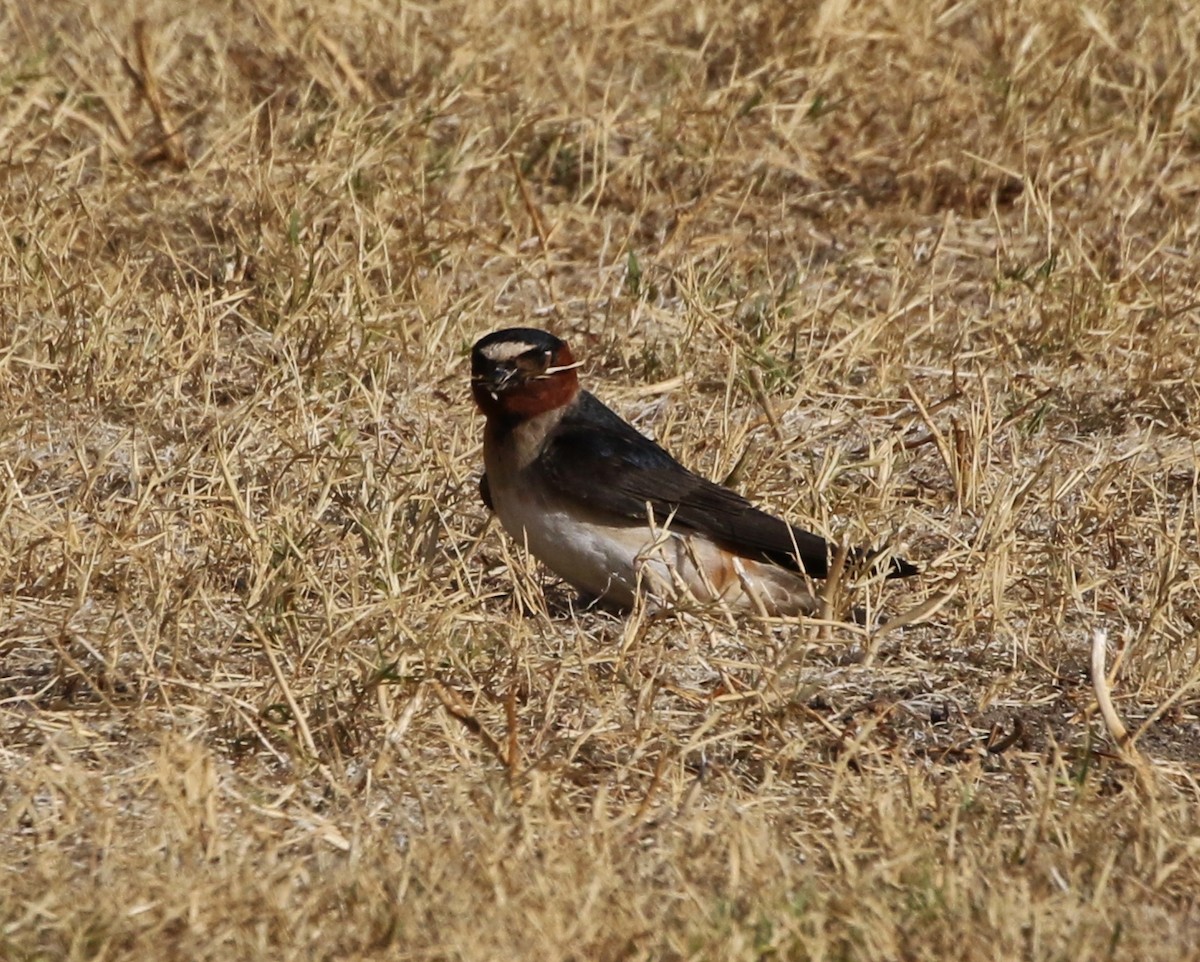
(473, 369, 578, 421)
(497, 372, 579, 417)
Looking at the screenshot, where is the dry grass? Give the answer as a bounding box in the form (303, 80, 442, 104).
(2, 0, 1200, 958)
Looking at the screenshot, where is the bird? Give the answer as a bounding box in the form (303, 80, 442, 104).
(470, 327, 917, 616)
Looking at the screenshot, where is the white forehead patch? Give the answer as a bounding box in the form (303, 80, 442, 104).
(480, 340, 546, 362)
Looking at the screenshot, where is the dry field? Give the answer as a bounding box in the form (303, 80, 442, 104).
(2, 0, 1200, 959)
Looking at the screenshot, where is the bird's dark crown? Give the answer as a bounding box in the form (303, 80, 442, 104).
(471, 328, 581, 421)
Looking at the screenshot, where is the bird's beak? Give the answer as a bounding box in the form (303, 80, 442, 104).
(472, 365, 519, 399)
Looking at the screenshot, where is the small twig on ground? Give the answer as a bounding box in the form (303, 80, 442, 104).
(430, 679, 516, 779)
(119, 20, 188, 168)
(1091, 629, 1157, 796)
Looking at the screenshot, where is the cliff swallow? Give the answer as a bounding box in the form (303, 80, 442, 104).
(471, 327, 917, 616)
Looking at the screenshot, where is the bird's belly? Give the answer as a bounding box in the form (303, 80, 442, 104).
(491, 486, 816, 615)
(493, 491, 645, 604)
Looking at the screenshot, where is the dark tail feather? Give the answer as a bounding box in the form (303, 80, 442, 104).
(847, 546, 919, 580)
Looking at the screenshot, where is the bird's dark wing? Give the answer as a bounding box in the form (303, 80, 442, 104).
(537, 392, 838, 577)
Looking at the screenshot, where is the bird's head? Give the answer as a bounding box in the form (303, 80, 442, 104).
(471, 328, 582, 421)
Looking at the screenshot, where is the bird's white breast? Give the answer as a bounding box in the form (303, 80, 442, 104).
(488, 472, 644, 605)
